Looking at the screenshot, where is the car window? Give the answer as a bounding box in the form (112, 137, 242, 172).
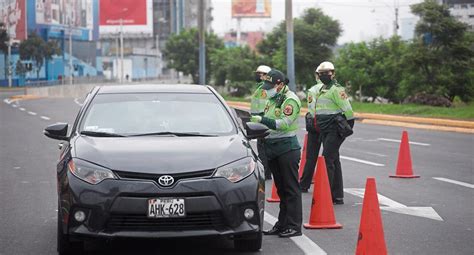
(79, 93, 236, 136)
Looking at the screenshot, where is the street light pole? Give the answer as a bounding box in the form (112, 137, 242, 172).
(69, 23, 73, 85)
(286, 0, 296, 92)
(7, 38, 12, 88)
(198, 0, 205, 85)
(120, 18, 124, 83)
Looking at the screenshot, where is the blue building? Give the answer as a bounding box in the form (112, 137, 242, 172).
(0, 0, 101, 87)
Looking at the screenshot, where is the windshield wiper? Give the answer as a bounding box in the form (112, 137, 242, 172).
(80, 131, 125, 137)
(129, 131, 217, 137)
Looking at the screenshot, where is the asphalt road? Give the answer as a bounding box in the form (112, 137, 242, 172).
(1, 91, 473, 255)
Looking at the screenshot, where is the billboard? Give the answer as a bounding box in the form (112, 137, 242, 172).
(232, 0, 271, 18)
(28, 0, 99, 41)
(99, 0, 153, 35)
(0, 0, 27, 40)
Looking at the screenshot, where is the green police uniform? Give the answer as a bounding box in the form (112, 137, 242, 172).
(314, 79, 354, 203)
(299, 82, 323, 191)
(260, 85, 303, 234)
(250, 83, 268, 116)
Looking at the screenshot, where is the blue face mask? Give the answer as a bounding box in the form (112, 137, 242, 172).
(265, 87, 278, 98)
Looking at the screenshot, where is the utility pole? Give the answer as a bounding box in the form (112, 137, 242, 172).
(6, 1, 12, 88)
(198, 0, 205, 85)
(120, 18, 124, 83)
(286, 0, 296, 92)
(69, 22, 73, 85)
(393, 7, 399, 36)
(236, 17, 241, 46)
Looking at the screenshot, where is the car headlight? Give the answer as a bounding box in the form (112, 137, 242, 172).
(214, 157, 256, 183)
(68, 158, 116, 185)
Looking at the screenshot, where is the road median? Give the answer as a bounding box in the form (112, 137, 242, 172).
(226, 101, 474, 134)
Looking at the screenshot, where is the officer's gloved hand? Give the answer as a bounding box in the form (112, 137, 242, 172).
(250, 116, 262, 123)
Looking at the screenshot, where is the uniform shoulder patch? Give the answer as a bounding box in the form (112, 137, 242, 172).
(339, 90, 348, 100)
(283, 104, 293, 116)
(308, 95, 313, 104)
(261, 90, 267, 98)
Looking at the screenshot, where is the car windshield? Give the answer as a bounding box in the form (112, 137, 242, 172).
(79, 92, 236, 136)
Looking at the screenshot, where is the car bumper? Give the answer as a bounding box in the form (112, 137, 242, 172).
(59, 171, 265, 240)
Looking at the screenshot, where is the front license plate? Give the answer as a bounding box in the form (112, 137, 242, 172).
(148, 198, 185, 218)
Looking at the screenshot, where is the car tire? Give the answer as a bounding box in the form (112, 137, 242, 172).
(234, 232, 262, 252)
(57, 209, 83, 255)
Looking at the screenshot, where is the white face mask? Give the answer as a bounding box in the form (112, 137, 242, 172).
(265, 87, 277, 98)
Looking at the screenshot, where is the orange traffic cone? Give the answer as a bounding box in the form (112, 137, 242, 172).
(298, 134, 308, 180)
(390, 131, 420, 178)
(304, 156, 342, 229)
(355, 177, 387, 255)
(266, 181, 280, 202)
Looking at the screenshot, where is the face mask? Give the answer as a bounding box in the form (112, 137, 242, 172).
(265, 87, 277, 98)
(255, 74, 262, 82)
(320, 74, 332, 85)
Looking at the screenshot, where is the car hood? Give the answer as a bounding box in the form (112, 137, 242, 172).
(73, 134, 249, 174)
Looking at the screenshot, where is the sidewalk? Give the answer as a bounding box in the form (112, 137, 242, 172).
(226, 101, 474, 134)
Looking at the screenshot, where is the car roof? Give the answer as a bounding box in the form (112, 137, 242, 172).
(96, 84, 213, 94)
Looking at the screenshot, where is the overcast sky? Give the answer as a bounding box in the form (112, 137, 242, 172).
(211, 0, 424, 44)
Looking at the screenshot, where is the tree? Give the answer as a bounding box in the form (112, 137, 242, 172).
(164, 28, 224, 84)
(257, 8, 341, 88)
(403, 0, 474, 102)
(335, 36, 409, 102)
(18, 32, 60, 80)
(210, 46, 259, 85)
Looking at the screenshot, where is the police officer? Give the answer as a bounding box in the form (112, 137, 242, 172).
(314, 61, 354, 205)
(251, 65, 272, 180)
(300, 65, 323, 192)
(251, 69, 302, 237)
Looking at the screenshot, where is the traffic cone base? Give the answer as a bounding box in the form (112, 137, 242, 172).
(266, 197, 280, 202)
(389, 174, 420, 178)
(304, 222, 342, 229)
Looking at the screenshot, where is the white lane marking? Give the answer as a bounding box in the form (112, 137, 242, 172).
(340, 155, 385, 167)
(27, 111, 37, 116)
(264, 212, 326, 255)
(19, 107, 25, 111)
(40, 116, 51, 121)
(3, 98, 11, 104)
(433, 177, 474, 189)
(74, 98, 83, 106)
(12, 104, 18, 108)
(378, 138, 430, 146)
(345, 188, 443, 221)
(364, 152, 387, 157)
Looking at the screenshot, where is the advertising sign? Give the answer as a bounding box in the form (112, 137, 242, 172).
(232, 0, 272, 18)
(99, 0, 153, 35)
(30, 0, 98, 41)
(1, 0, 27, 40)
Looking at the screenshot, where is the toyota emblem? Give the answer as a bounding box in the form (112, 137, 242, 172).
(158, 175, 174, 187)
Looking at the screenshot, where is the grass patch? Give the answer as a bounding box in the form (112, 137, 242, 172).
(352, 102, 474, 120)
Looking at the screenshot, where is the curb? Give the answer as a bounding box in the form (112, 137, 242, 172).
(226, 101, 474, 134)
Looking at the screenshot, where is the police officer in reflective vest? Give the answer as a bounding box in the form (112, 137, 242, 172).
(300, 65, 323, 192)
(314, 61, 354, 205)
(251, 65, 272, 180)
(251, 69, 303, 237)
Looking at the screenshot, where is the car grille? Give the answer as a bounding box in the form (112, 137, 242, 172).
(106, 212, 227, 232)
(114, 169, 215, 185)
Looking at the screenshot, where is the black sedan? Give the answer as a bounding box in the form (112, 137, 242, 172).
(44, 85, 269, 254)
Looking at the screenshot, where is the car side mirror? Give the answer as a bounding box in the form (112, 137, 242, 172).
(245, 122, 270, 140)
(44, 123, 69, 141)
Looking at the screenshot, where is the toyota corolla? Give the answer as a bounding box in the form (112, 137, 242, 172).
(44, 85, 269, 254)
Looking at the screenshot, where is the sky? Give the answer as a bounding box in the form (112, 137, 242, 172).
(211, 0, 424, 44)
